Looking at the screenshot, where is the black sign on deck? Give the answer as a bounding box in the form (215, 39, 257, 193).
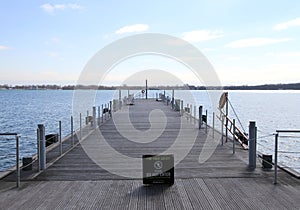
(142, 154, 174, 185)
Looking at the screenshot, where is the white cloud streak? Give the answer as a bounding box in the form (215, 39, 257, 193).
(40, 3, 83, 14)
(182, 30, 224, 42)
(0, 45, 11, 50)
(115, 24, 149, 34)
(225, 37, 291, 48)
(274, 17, 300, 30)
(266, 51, 300, 58)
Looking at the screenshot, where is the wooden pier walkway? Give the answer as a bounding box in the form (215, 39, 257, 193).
(0, 99, 299, 209)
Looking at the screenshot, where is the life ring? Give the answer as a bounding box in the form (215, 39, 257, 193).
(142, 90, 145, 94)
(219, 92, 228, 109)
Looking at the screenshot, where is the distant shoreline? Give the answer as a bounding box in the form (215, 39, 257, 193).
(1, 82, 300, 90)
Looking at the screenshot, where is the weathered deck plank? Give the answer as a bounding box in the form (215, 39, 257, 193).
(0, 99, 299, 209)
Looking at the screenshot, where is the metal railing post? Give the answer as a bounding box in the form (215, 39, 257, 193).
(101, 104, 104, 123)
(71, 116, 74, 146)
(37, 128, 40, 171)
(16, 135, 20, 188)
(233, 119, 236, 154)
(190, 104, 193, 122)
(110, 101, 112, 117)
(93, 106, 96, 128)
(221, 116, 224, 145)
(274, 133, 278, 184)
(80, 113, 82, 141)
(59, 121, 62, 156)
(98, 106, 100, 125)
(213, 112, 215, 138)
(205, 110, 208, 133)
(193, 106, 196, 124)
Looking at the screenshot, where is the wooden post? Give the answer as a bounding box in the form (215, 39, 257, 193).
(59, 121, 62, 156)
(233, 119, 236, 154)
(199, 106, 203, 129)
(38, 124, 46, 170)
(249, 121, 256, 168)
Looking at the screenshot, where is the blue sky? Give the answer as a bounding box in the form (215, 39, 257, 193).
(0, 0, 300, 86)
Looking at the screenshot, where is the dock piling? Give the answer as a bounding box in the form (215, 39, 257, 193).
(249, 121, 257, 169)
(37, 124, 46, 170)
(199, 106, 203, 129)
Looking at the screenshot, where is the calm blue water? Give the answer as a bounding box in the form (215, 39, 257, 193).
(0, 89, 299, 173)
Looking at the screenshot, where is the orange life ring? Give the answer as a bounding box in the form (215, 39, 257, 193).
(219, 92, 228, 109)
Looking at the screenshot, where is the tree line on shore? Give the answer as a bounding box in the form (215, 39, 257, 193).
(1, 83, 300, 90)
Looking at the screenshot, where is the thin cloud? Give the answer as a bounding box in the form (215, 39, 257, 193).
(274, 17, 300, 30)
(46, 51, 64, 60)
(115, 24, 149, 34)
(225, 37, 291, 48)
(266, 51, 300, 57)
(182, 30, 224, 42)
(40, 3, 83, 14)
(0, 45, 11, 50)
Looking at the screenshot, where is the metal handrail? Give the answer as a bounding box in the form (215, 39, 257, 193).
(0, 133, 20, 188)
(217, 110, 248, 149)
(274, 130, 300, 184)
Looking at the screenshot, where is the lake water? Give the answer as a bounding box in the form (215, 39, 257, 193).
(0, 89, 299, 173)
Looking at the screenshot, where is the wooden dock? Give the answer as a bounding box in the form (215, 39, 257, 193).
(0, 99, 299, 209)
